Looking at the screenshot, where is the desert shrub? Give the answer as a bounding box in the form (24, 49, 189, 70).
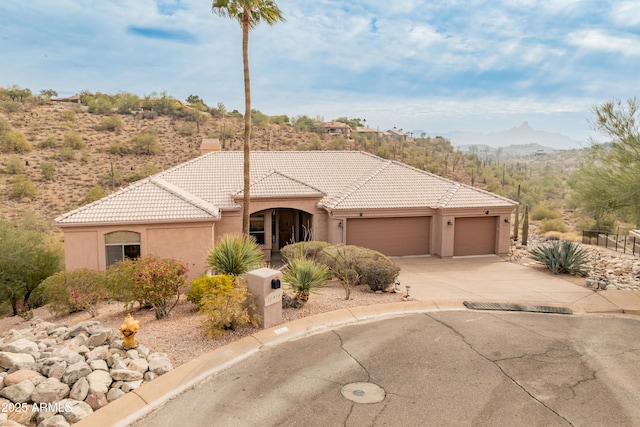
(529, 241, 588, 276)
(199, 277, 259, 337)
(281, 241, 331, 263)
(530, 206, 560, 221)
(358, 258, 400, 291)
(282, 257, 331, 306)
(63, 131, 85, 150)
(104, 258, 140, 306)
(207, 233, 265, 277)
(179, 123, 197, 136)
(0, 117, 10, 135)
(126, 163, 159, 182)
(60, 109, 76, 121)
(38, 135, 57, 148)
(1, 130, 32, 153)
(133, 257, 188, 319)
(59, 146, 76, 161)
(96, 116, 124, 131)
(42, 269, 109, 316)
(186, 274, 234, 306)
(5, 156, 24, 174)
(2, 101, 22, 113)
(108, 139, 130, 154)
(99, 165, 125, 188)
(87, 96, 114, 114)
(11, 176, 37, 199)
(40, 161, 55, 181)
(538, 218, 568, 234)
(82, 185, 106, 205)
(543, 231, 562, 241)
(318, 244, 361, 300)
(131, 132, 161, 155)
(560, 232, 581, 242)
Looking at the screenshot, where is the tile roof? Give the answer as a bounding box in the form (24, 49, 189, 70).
(56, 151, 516, 225)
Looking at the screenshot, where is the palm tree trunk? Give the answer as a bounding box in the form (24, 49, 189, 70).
(242, 10, 251, 236)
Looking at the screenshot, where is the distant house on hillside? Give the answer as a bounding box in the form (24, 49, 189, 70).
(316, 121, 351, 137)
(354, 126, 383, 136)
(52, 94, 81, 103)
(55, 146, 517, 280)
(387, 128, 410, 141)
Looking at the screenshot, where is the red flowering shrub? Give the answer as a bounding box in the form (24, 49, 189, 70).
(133, 258, 188, 319)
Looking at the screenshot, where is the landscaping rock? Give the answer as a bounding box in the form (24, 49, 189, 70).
(0, 318, 173, 427)
(31, 377, 70, 403)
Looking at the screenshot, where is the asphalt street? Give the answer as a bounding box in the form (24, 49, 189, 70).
(132, 311, 640, 427)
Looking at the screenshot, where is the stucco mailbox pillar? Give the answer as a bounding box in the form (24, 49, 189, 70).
(246, 267, 283, 329)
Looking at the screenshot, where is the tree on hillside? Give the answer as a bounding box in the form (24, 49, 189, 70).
(0, 216, 63, 315)
(212, 0, 285, 235)
(571, 98, 640, 228)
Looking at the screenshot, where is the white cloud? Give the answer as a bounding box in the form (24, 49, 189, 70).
(610, 1, 640, 26)
(568, 29, 640, 56)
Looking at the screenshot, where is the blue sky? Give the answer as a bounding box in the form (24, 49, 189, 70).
(1, 0, 639, 143)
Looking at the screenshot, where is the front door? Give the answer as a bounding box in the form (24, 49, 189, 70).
(278, 210, 296, 249)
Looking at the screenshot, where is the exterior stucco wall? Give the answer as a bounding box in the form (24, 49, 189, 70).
(61, 221, 215, 281)
(63, 230, 100, 271)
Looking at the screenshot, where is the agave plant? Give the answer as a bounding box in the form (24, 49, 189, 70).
(282, 257, 332, 306)
(529, 240, 589, 276)
(207, 233, 265, 277)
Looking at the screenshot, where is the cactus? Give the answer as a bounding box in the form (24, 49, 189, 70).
(522, 204, 529, 246)
(513, 184, 520, 241)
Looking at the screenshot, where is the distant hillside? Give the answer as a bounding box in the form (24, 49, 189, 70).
(456, 143, 558, 157)
(415, 122, 584, 150)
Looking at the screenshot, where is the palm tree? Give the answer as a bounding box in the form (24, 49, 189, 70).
(212, 0, 285, 235)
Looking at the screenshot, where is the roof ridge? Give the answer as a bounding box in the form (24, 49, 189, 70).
(233, 169, 326, 196)
(150, 177, 220, 217)
(54, 179, 151, 223)
(436, 183, 462, 208)
(323, 159, 392, 209)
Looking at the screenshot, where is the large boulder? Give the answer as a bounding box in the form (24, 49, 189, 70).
(1, 338, 40, 359)
(0, 352, 35, 370)
(3, 369, 42, 386)
(59, 399, 93, 423)
(31, 377, 70, 403)
(86, 370, 112, 394)
(0, 380, 35, 403)
(147, 353, 173, 376)
(61, 361, 91, 385)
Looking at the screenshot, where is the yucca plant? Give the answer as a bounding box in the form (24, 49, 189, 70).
(207, 233, 265, 277)
(529, 241, 589, 276)
(282, 257, 332, 306)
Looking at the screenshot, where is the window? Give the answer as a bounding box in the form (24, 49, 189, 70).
(105, 231, 141, 267)
(249, 214, 265, 245)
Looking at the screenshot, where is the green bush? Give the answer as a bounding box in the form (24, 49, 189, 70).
(358, 258, 400, 291)
(60, 109, 76, 121)
(199, 277, 259, 337)
(529, 241, 589, 276)
(179, 123, 197, 136)
(104, 258, 140, 306)
(538, 218, 568, 233)
(2, 101, 22, 113)
(42, 269, 109, 316)
(207, 233, 265, 277)
(59, 146, 76, 161)
(11, 176, 37, 199)
(281, 241, 331, 263)
(96, 116, 124, 131)
(5, 156, 24, 174)
(63, 132, 85, 150)
(530, 206, 560, 221)
(1, 131, 32, 153)
(40, 161, 55, 181)
(186, 274, 235, 306)
(82, 185, 106, 205)
(107, 139, 130, 154)
(133, 257, 188, 319)
(282, 257, 331, 306)
(38, 135, 57, 148)
(126, 163, 159, 182)
(131, 132, 161, 155)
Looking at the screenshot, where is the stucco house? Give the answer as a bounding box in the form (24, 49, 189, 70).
(55, 150, 517, 280)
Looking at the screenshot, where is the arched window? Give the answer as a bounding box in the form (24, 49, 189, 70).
(105, 231, 141, 267)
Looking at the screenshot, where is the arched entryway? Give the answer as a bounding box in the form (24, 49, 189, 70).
(250, 208, 313, 256)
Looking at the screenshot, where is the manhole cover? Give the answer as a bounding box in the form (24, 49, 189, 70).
(341, 382, 386, 404)
(463, 301, 572, 314)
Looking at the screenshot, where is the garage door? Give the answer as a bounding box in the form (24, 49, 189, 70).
(346, 217, 430, 256)
(453, 217, 497, 256)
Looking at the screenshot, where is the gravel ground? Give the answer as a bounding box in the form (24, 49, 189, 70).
(0, 280, 401, 367)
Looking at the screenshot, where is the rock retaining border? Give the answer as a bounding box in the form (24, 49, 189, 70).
(0, 319, 172, 427)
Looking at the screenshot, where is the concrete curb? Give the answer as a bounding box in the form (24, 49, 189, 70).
(75, 299, 632, 427)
